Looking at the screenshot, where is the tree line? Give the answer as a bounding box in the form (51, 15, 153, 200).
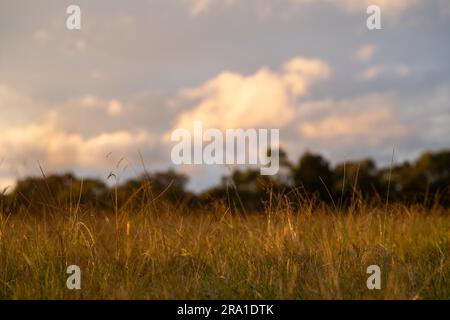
(1, 149, 449, 214)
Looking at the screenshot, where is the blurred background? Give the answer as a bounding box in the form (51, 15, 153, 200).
(0, 0, 449, 192)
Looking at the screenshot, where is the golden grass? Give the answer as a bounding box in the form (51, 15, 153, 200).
(0, 203, 449, 300)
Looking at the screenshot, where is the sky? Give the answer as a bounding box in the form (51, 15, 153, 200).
(0, 0, 449, 192)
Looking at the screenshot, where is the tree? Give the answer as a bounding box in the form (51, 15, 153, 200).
(117, 170, 191, 210)
(333, 159, 380, 200)
(292, 152, 333, 201)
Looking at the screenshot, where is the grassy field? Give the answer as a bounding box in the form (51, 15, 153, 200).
(0, 202, 449, 300)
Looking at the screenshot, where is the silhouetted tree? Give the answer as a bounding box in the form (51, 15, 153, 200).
(2, 149, 449, 214)
(9, 173, 109, 213)
(386, 150, 450, 204)
(292, 152, 334, 201)
(333, 159, 381, 202)
(116, 170, 192, 210)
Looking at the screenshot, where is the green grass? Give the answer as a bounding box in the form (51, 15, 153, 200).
(0, 203, 449, 299)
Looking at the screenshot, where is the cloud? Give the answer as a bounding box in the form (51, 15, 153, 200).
(32, 29, 50, 42)
(0, 114, 156, 171)
(322, 0, 419, 14)
(189, 0, 212, 16)
(170, 56, 331, 131)
(187, 0, 421, 17)
(79, 95, 124, 117)
(58, 37, 88, 56)
(293, 94, 411, 160)
(355, 44, 377, 63)
(359, 66, 384, 80)
(186, 0, 237, 16)
(298, 96, 408, 141)
(107, 100, 123, 116)
(288, 0, 421, 17)
(0, 84, 45, 126)
(358, 64, 411, 80)
(0, 85, 161, 179)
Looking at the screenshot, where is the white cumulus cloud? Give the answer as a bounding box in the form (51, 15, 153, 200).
(170, 56, 331, 131)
